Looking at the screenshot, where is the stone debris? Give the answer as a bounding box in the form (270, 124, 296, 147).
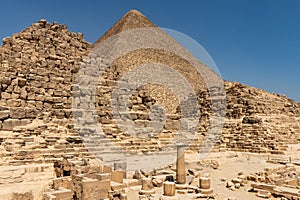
(224, 165, 300, 199)
(42, 147, 217, 200)
(11, 191, 34, 200)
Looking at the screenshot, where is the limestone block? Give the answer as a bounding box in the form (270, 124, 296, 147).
(2, 119, 21, 131)
(103, 165, 112, 173)
(0, 77, 11, 85)
(25, 108, 36, 118)
(10, 107, 26, 119)
(82, 178, 111, 199)
(11, 93, 20, 99)
(95, 173, 111, 181)
(17, 78, 27, 87)
(153, 178, 163, 187)
(99, 179, 111, 198)
(111, 170, 125, 183)
(111, 181, 126, 191)
(11, 191, 34, 200)
(163, 181, 175, 196)
(1, 92, 11, 99)
(0, 110, 10, 120)
(139, 178, 155, 194)
(256, 190, 271, 198)
(199, 177, 212, 194)
(47, 189, 73, 200)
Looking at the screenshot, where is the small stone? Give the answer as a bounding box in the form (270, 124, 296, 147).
(152, 178, 163, 187)
(226, 181, 234, 188)
(220, 177, 227, 182)
(231, 178, 242, 184)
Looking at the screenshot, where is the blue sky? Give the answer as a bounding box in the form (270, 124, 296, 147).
(0, 0, 299, 101)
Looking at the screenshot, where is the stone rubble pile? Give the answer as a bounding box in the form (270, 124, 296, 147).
(215, 82, 300, 154)
(43, 146, 216, 200)
(248, 165, 300, 199)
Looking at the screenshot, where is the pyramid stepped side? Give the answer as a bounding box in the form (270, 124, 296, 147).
(0, 20, 93, 165)
(215, 82, 300, 154)
(0, 19, 92, 128)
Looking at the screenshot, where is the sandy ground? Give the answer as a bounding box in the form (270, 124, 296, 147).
(127, 146, 300, 200)
(0, 144, 299, 200)
(186, 151, 279, 200)
(185, 145, 300, 200)
(0, 164, 55, 200)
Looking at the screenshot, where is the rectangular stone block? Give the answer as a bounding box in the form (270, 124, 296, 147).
(99, 179, 111, 199)
(103, 165, 112, 173)
(48, 189, 72, 200)
(82, 178, 110, 199)
(2, 119, 20, 131)
(25, 108, 36, 118)
(0, 110, 10, 120)
(0, 77, 11, 85)
(111, 170, 125, 183)
(10, 107, 26, 119)
(7, 99, 21, 107)
(1, 92, 11, 99)
(53, 177, 72, 190)
(111, 181, 126, 191)
(95, 173, 111, 181)
(251, 183, 275, 191)
(12, 191, 33, 200)
(11, 93, 20, 99)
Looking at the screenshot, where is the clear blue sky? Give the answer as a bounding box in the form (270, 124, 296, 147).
(1, 0, 299, 101)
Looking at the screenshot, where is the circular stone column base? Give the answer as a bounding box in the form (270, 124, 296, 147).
(198, 188, 213, 194)
(175, 183, 188, 190)
(159, 195, 179, 200)
(139, 189, 155, 195)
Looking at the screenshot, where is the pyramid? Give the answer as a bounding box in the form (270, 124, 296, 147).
(92, 10, 224, 115)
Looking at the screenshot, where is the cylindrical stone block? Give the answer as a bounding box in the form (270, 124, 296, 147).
(176, 145, 186, 184)
(141, 178, 154, 191)
(199, 177, 211, 189)
(163, 182, 175, 196)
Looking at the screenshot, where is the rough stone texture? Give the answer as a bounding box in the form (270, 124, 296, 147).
(249, 166, 300, 199)
(11, 191, 34, 200)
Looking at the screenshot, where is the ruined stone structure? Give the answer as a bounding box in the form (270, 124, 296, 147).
(0, 9, 300, 200)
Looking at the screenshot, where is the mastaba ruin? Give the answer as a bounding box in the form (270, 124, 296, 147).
(0, 9, 299, 200)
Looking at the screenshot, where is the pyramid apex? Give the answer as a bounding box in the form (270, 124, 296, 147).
(94, 9, 157, 46)
(126, 9, 143, 16)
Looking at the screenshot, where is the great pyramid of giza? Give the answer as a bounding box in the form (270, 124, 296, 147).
(0, 9, 299, 199)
